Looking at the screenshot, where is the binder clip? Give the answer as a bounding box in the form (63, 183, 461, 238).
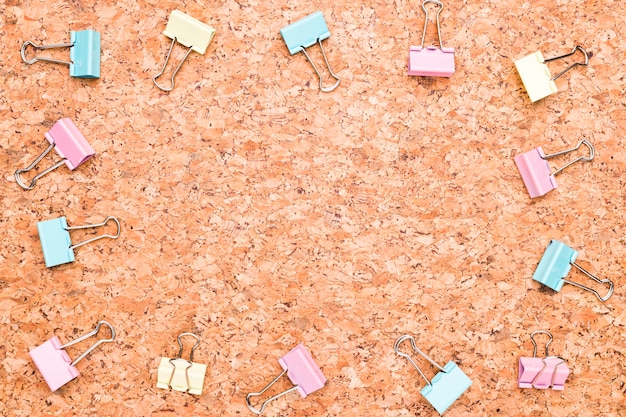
(280, 11, 341, 92)
(14, 118, 95, 190)
(514, 45, 589, 102)
(153, 10, 216, 92)
(518, 330, 570, 390)
(533, 240, 614, 302)
(37, 216, 121, 268)
(246, 343, 327, 414)
(21, 30, 101, 79)
(29, 320, 115, 391)
(156, 333, 207, 395)
(394, 334, 472, 415)
(408, 1, 455, 77)
(514, 139, 594, 198)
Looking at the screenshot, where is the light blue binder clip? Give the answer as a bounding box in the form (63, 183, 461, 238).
(280, 11, 340, 92)
(533, 240, 614, 302)
(38, 216, 121, 268)
(394, 335, 472, 415)
(21, 30, 101, 78)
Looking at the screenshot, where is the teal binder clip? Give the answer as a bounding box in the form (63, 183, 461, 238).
(21, 30, 101, 79)
(280, 11, 340, 92)
(38, 216, 121, 268)
(394, 335, 472, 415)
(533, 240, 614, 302)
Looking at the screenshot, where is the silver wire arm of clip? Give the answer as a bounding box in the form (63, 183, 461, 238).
(300, 38, 341, 93)
(59, 321, 116, 367)
(565, 261, 614, 302)
(246, 369, 300, 414)
(542, 139, 594, 177)
(419, 0, 445, 49)
(14, 142, 67, 190)
(152, 37, 194, 92)
(544, 46, 589, 81)
(67, 217, 121, 250)
(393, 334, 446, 386)
(21, 40, 74, 66)
(529, 330, 553, 358)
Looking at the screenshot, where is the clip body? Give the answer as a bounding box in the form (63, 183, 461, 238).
(37, 216, 121, 267)
(514, 46, 589, 102)
(533, 240, 614, 302)
(394, 335, 471, 415)
(15, 118, 95, 190)
(153, 10, 216, 92)
(280, 11, 340, 92)
(29, 321, 115, 391)
(514, 140, 594, 198)
(156, 333, 207, 395)
(408, 1, 455, 77)
(246, 343, 326, 414)
(518, 330, 569, 390)
(21, 30, 100, 78)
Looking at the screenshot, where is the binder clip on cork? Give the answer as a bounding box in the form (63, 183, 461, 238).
(153, 10, 216, 92)
(533, 240, 614, 302)
(29, 321, 115, 391)
(15, 118, 95, 190)
(21, 30, 101, 78)
(246, 343, 327, 414)
(518, 330, 570, 390)
(38, 216, 121, 268)
(156, 333, 208, 395)
(408, 1, 455, 77)
(394, 334, 472, 415)
(280, 11, 340, 92)
(514, 45, 589, 103)
(514, 139, 594, 198)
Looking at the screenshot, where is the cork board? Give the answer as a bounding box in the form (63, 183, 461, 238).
(1, 0, 625, 416)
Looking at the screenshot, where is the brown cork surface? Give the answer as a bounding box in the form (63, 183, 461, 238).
(0, 0, 625, 416)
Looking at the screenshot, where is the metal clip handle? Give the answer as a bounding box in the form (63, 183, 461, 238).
(566, 261, 614, 302)
(21, 40, 73, 66)
(246, 369, 300, 415)
(394, 334, 446, 387)
(419, 0, 445, 49)
(59, 321, 116, 367)
(542, 139, 594, 177)
(529, 330, 553, 358)
(15, 143, 67, 190)
(175, 332, 201, 362)
(153, 37, 194, 92)
(300, 38, 341, 92)
(544, 45, 589, 81)
(67, 217, 121, 250)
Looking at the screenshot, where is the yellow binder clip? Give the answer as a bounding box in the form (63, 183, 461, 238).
(156, 333, 207, 395)
(514, 45, 589, 103)
(153, 10, 216, 91)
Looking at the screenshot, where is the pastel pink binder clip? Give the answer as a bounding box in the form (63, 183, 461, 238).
(408, 1, 455, 77)
(514, 139, 594, 198)
(29, 321, 115, 391)
(246, 343, 327, 414)
(15, 118, 95, 190)
(518, 330, 569, 390)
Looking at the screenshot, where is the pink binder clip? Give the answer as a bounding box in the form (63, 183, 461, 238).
(408, 1, 455, 77)
(518, 330, 569, 390)
(246, 343, 327, 414)
(15, 118, 95, 190)
(514, 139, 594, 198)
(29, 321, 115, 391)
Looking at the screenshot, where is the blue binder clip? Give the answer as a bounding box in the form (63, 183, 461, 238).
(533, 240, 614, 302)
(394, 334, 472, 415)
(280, 11, 340, 92)
(38, 216, 121, 268)
(21, 30, 101, 78)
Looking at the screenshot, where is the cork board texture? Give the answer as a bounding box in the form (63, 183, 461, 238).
(1, 0, 625, 416)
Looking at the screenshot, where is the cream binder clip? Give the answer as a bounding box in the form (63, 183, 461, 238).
(518, 330, 570, 390)
(514, 45, 589, 102)
(156, 333, 207, 395)
(29, 321, 115, 391)
(153, 10, 216, 91)
(280, 11, 340, 92)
